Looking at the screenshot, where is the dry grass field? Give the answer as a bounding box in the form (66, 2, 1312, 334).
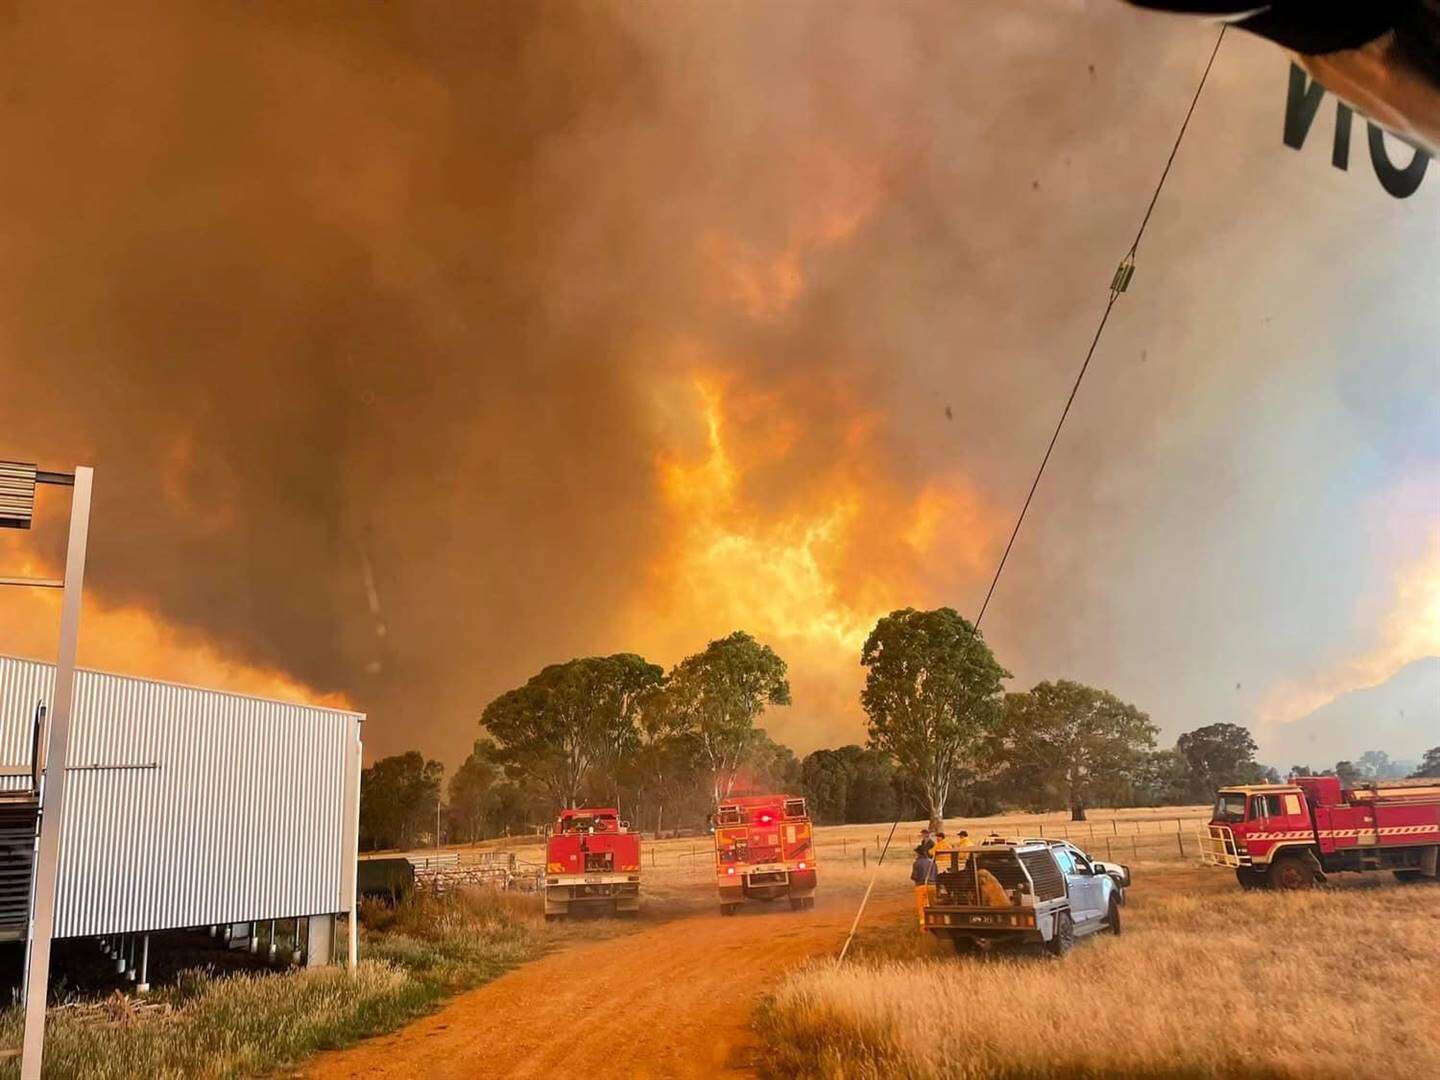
(36, 804, 1429, 1079)
(754, 860, 1440, 1079)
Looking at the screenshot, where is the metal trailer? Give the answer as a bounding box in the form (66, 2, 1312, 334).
(0, 653, 363, 972)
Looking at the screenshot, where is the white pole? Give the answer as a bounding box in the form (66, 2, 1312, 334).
(137, 934, 150, 994)
(21, 467, 92, 1080)
(348, 733, 361, 971)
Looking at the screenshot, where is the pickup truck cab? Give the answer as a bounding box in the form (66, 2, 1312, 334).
(923, 840, 1127, 956)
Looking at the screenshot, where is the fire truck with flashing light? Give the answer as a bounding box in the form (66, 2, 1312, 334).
(1199, 775, 1440, 889)
(543, 807, 642, 919)
(713, 794, 817, 914)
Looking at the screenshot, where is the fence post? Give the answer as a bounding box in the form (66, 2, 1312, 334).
(862, 848, 868, 869)
(1132, 836, 1139, 859)
(1106, 837, 1113, 860)
(1176, 833, 1184, 858)
(843, 837, 848, 855)
(1112, 819, 1118, 835)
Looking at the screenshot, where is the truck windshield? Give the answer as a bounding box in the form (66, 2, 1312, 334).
(1213, 794, 1246, 823)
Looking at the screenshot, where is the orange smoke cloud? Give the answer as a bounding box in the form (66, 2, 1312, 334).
(0, 548, 352, 710)
(700, 142, 884, 320)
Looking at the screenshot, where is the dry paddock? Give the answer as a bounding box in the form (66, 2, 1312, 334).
(754, 860, 1440, 1079)
(361, 808, 1440, 1078)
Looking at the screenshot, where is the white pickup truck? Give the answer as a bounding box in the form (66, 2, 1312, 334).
(923, 839, 1129, 956)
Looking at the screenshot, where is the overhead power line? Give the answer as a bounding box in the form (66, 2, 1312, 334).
(838, 25, 1228, 965)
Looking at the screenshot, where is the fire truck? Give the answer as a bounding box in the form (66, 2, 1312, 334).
(713, 794, 817, 915)
(543, 807, 642, 919)
(1199, 775, 1440, 889)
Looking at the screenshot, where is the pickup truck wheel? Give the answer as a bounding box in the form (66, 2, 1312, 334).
(1267, 853, 1317, 890)
(1105, 897, 1122, 935)
(1394, 870, 1435, 884)
(721, 903, 739, 916)
(950, 936, 977, 956)
(1045, 912, 1074, 957)
(789, 897, 804, 911)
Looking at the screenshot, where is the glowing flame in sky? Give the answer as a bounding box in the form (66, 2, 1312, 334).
(629, 366, 997, 748)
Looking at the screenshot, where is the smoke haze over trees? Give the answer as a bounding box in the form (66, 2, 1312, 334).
(0, 2, 1433, 776)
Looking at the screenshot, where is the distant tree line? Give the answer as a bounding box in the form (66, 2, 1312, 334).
(357, 606, 1440, 850)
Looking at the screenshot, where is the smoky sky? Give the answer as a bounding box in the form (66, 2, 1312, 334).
(0, 1, 1435, 768)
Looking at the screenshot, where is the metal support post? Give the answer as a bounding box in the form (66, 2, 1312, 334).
(20, 466, 92, 1080)
(136, 934, 150, 994)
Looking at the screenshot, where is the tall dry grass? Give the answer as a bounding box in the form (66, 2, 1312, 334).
(0, 889, 544, 1079)
(756, 863, 1440, 1079)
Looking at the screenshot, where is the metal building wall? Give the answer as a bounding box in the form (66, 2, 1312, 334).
(0, 655, 362, 938)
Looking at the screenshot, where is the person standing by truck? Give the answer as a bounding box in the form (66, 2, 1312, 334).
(933, 830, 953, 863)
(911, 846, 937, 928)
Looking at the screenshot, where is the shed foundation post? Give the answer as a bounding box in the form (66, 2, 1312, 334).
(305, 915, 336, 967)
(136, 934, 149, 994)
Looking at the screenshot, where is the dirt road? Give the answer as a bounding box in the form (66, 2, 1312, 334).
(306, 887, 908, 1079)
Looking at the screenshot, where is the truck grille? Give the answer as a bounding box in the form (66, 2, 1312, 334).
(1198, 825, 1248, 867)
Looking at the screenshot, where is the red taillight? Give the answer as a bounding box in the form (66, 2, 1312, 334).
(759, 814, 773, 823)
(797, 861, 806, 870)
(726, 866, 735, 876)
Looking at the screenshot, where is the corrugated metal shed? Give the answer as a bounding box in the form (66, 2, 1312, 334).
(0, 654, 362, 938)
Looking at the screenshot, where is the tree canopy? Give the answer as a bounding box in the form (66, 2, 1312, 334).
(480, 653, 663, 808)
(991, 680, 1157, 821)
(860, 607, 1009, 831)
(446, 738, 503, 842)
(359, 750, 443, 851)
(1412, 747, 1440, 779)
(800, 744, 899, 824)
(1175, 722, 1265, 801)
(658, 631, 791, 803)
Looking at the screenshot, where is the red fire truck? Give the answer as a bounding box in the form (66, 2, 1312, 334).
(1199, 775, 1440, 889)
(713, 794, 817, 915)
(543, 807, 642, 919)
